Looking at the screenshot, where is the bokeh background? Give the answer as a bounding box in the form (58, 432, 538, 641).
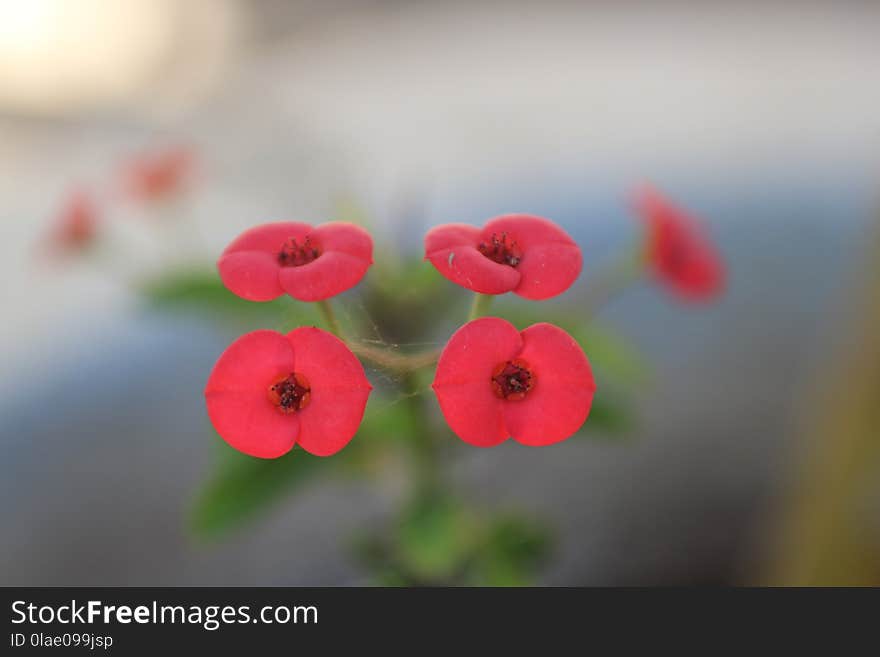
(2, 0, 879, 585)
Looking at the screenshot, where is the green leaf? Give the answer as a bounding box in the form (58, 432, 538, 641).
(396, 495, 476, 581)
(468, 514, 552, 586)
(141, 268, 265, 314)
(191, 395, 416, 539)
(568, 323, 648, 387)
(355, 502, 553, 585)
(190, 442, 328, 539)
(332, 396, 417, 476)
(580, 389, 635, 437)
(140, 268, 318, 329)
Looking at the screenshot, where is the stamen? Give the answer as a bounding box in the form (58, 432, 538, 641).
(478, 232, 522, 267)
(267, 372, 311, 414)
(491, 358, 535, 401)
(278, 236, 321, 267)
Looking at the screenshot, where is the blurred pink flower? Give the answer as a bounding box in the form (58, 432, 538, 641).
(633, 185, 725, 302)
(44, 190, 99, 255)
(121, 145, 196, 204)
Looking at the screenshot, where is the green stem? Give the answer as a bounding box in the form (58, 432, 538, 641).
(317, 298, 343, 337)
(403, 371, 441, 497)
(312, 299, 438, 372)
(468, 293, 494, 321)
(348, 342, 439, 373)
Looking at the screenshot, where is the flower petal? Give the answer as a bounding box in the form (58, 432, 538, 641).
(285, 326, 372, 391)
(479, 214, 581, 299)
(311, 222, 373, 262)
(278, 251, 371, 301)
(206, 391, 299, 458)
(688, 255, 725, 299)
(513, 242, 582, 300)
(432, 317, 524, 446)
(205, 330, 296, 394)
(217, 251, 284, 301)
(425, 223, 521, 294)
(433, 317, 523, 386)
(222, 221, 313, 256)
(285, 327, 372, 456)
(657, 236, 725, 301)
(502, 323, 595, 446)
(204, 330, 299, 458)
(481, 214, 577, 249)
(425, 223, 482, 255)
(426, 246, 520, 295)
(434, 381, 508, 447)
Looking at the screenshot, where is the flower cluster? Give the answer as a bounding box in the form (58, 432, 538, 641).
(40, 145, 198, 257)
(205, 188, 724, 458)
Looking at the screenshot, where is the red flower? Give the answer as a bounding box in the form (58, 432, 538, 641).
(204, 328, 372, 458)
(634, 186, 725, 301)
(432, 317, 595, 447)
(424, 214, 582, 300)
(45, 190, 99, 254)
(218, 221, 374, 302)
(122, 145, 195, 203)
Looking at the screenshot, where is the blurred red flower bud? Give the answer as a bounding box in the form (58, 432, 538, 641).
(205, 328, 372, 458)
(633, 186, 725, 301)
(45, 190, 99, 254)
(218, 221, 374, 302)
(122, 145, 196, 203)
(424, 214, 582, 300)
(432, 317, 595, 447)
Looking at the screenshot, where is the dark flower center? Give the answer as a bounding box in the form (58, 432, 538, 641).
(278, 236, 321, 267)
(478, 232, 522, 267)
(491, 358, 535, 401)
(267, 372, 311, 414)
